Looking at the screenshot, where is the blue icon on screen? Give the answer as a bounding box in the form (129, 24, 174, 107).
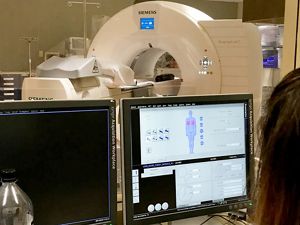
(140, 18, 155, 30)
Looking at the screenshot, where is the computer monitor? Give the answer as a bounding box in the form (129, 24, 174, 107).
(121, 94, 254, 225)
(0, 100, 117, 225)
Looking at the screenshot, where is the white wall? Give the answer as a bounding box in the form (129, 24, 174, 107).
(0, 0, 239, 72)
(281, 0, 299, 77)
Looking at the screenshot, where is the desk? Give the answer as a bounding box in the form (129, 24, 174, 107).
(172, 215, 249, 225)
(117, 193, 250, 225)
(117, 213, 249, 225)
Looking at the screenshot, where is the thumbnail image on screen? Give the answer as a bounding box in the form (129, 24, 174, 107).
(0, 100, 117, 225)
(121, 94, 253, 225)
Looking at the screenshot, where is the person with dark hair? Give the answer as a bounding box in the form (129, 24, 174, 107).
(253, 68, 300, 225)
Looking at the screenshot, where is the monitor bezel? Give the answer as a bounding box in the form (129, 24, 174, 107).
(121, 94, 254, 225)
(0, 99, 117, 225)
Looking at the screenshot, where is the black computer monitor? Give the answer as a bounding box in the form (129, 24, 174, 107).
(121, 94, 254, 225)
(0, 100, 117, 225)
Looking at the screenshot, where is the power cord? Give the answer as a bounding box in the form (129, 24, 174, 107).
(228, 215, 248, 225)
(199, 215, 235, 225)
(199, 213, 249, 225)
(228, 210, 247, 221)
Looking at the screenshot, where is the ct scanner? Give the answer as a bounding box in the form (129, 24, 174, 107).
(22, 1, 263, 117)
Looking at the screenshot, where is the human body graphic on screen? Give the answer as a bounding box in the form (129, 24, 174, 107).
(124, 95, 252, 225)
(185, 110, 196, 154)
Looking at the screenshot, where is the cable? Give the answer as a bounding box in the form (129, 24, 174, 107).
(199, 215, 215, 225)
(228, 213, 250, 225)
(199, 215, 235, 225)
(228, 211, 249, 225)
(218, 215, 237, 225)
(199, 214, 251, 225)
(237, 220, 248, 225)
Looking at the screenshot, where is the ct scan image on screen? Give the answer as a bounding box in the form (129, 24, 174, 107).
(121, 94, 253, 225)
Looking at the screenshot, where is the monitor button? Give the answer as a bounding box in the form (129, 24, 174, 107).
(155, 203, 162, 211)
(148, 204, 155, 213)
(162, 202, 169, 210)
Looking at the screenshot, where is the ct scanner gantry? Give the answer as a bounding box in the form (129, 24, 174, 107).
(22, 1, 263, 117)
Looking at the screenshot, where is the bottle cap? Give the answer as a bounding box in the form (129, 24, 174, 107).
(0, 168, 17, 182)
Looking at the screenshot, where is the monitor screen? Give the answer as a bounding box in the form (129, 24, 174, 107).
(121, 94, 253, 225)
(140, 18, 155, 30)
(0, 100, 117, 225)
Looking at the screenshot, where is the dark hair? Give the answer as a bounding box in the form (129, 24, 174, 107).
(253, 68, 300, 225)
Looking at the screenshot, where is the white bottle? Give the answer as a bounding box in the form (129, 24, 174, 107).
(0, 169, 34, 225)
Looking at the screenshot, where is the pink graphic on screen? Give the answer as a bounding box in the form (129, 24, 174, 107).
(186, 110, 196, 154)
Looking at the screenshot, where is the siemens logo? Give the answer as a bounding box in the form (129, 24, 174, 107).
(28, 97, 54, 100)
(138, 10, 157, 15)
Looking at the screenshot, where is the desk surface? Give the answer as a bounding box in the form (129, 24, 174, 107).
(171, 215, 249, 225)
(117, 195, 249, 225)
(117, 214, 249, 225)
